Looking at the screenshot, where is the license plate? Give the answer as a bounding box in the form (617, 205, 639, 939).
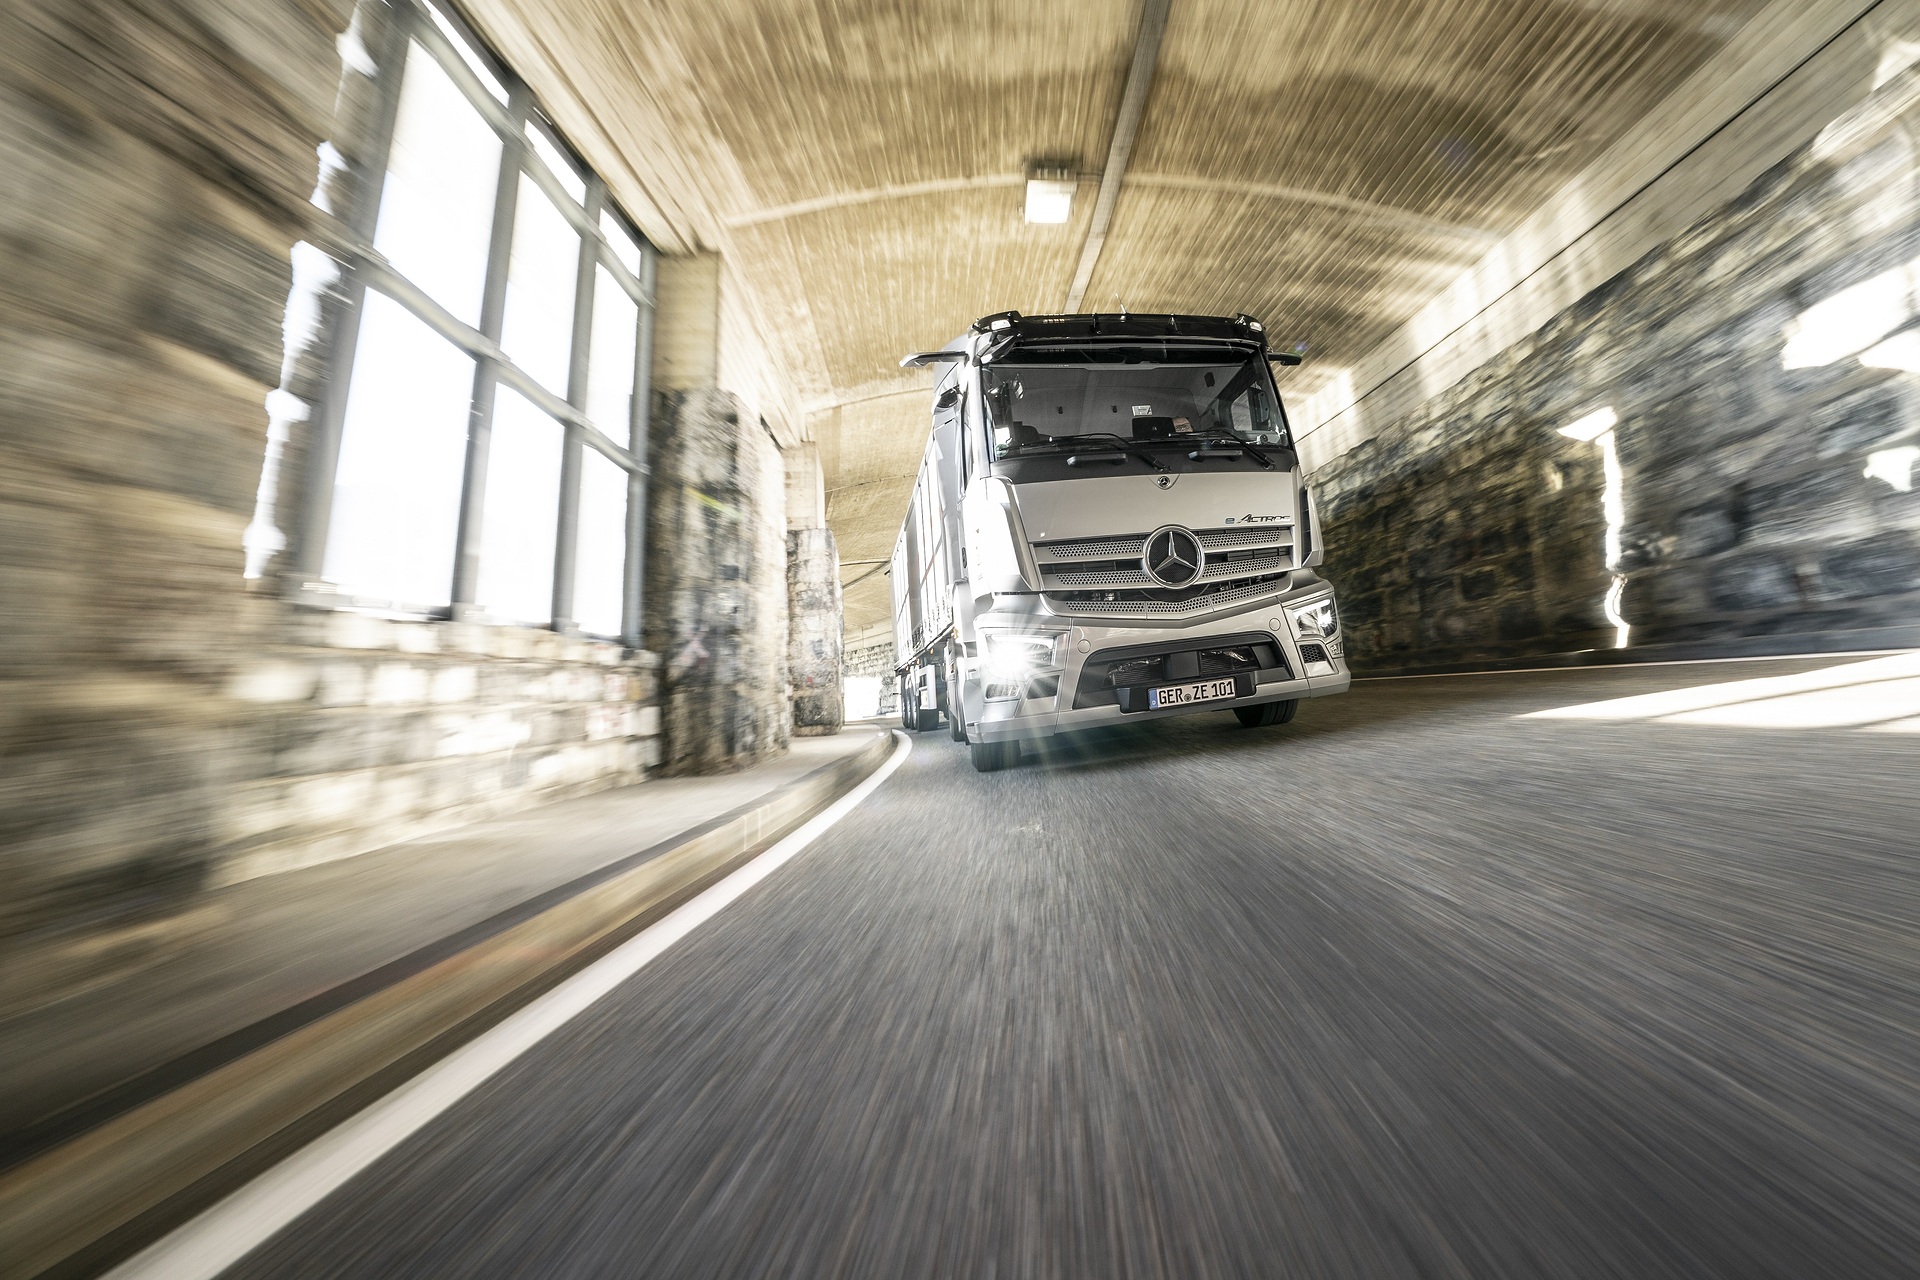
(1148, 677, 1238, 709)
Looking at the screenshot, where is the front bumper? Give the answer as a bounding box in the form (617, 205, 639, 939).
(962, 574, 1350, 745)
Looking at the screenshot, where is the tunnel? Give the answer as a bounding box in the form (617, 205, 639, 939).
(2, 0, 1919, 1274)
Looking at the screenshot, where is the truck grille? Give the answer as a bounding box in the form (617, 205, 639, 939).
(1044, 551, 1291, 591)
(1037, 523, 1294, 562)
(1033, 524, 1295, 618)
(1042, 573, 1290, 619)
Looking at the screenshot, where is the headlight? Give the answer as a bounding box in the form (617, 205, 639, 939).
(981, 631, 1060, 681)
(1285, 596, 1338, 639)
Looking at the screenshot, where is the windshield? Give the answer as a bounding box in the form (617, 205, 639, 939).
(982, 348, 1288, 460)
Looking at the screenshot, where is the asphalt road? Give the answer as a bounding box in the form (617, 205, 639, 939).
(227, 659, 1920, 1279)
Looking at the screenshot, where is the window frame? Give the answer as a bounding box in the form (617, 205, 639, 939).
(296, 0, 656, 647)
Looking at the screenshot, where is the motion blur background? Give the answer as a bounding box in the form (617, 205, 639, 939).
(3, 1, 1920, 1273)
(10, 0, 1920, 984)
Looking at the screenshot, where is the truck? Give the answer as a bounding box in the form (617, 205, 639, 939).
(891, 311, 1349, 771)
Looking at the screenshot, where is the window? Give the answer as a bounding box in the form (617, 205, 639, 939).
(500, 173, 579, 396)
(323, 291, 473, 608)
(475, 388, 563, 624)
(373, 40, 500, 326)
(524, 119, 586, 203)
(298, 0, 654, 643)
(574, 448, 628, 638)
(600, 210, 643, 277)
(586, 266, 638, 435)
(982, 348, 1289, 462)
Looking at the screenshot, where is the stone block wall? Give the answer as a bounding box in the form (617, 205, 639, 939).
(0, 0, 664, 1004)
(1311, 72, 1920, 672)
(1, 0, 343, 950)
(214, 605, 659, 886)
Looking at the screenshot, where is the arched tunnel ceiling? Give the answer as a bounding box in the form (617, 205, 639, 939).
(460, 0, 1774, 632)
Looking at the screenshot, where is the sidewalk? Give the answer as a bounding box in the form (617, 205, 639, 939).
(0, 727, 889, 1164)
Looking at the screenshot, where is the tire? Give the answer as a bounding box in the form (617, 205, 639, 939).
(1234, 699, 1297, 728)
(970, 738, 1017, 772)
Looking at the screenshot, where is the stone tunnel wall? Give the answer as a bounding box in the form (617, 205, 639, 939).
(1311, 74, 1920, 674)
(0, 0, 662, 1010)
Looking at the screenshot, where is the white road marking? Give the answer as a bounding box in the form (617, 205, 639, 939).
(1357, 649, 1915, 681)
(1519, 653, 1920, 729)
(105, 730, 913, 1280)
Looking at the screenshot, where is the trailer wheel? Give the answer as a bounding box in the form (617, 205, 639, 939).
(969, 739, 1017, 772)
(1234, 699, 1297, 728)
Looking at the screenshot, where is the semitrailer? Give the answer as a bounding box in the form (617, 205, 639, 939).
(891, 311, 1349, 771)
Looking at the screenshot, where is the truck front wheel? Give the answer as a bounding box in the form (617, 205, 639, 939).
(969, 739, 1017, 772)
(1234, 699, 1298, 728)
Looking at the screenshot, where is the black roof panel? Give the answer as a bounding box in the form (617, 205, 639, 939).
(971, 312, 1265, 345)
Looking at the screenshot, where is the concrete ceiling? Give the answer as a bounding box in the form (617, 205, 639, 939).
(460, 0, 1772, 632)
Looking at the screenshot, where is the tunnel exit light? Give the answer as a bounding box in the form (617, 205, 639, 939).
(1558, 407, 1617, 442)
(1557, 406, 1629, 649)
(1024, 177, 1075, 224)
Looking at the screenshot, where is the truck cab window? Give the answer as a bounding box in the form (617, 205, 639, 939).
(981, 348, 1289, 462)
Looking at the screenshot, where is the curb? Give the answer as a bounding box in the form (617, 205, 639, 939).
(0, 730, 894, 1279)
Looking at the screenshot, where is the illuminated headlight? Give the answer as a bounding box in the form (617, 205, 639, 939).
(1285, 596, 1338, 640)
(981, 631, 1061, 682)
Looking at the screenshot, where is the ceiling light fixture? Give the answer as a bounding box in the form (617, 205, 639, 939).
(1024, 166, 1076, 224)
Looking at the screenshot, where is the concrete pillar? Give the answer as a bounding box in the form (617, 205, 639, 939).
(785, 440, 827, 530)
(787, 526, 843, 734)
(782, 442, 842, 733)
(645, 255, 791, 772)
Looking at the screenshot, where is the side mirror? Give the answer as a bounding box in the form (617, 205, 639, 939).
(901, 350, 968, 368)
(1266, 351, 1303, 367)
(935, 385, 962, 410)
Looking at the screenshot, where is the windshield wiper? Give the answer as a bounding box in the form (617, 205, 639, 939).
(1039, 432, 1170, 472)
(1185, 434, 1275, 469)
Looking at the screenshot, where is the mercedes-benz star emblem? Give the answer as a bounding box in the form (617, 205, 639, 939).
(1154, 474, 1176, 490)
(1143, 526, 1204, 588)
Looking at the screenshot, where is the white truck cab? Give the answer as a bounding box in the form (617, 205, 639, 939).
(892, 311, 1349, 771)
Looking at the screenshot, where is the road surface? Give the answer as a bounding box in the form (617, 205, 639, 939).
(223, 657, 1920, 1278)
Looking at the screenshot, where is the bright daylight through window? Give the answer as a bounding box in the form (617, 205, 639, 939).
(308, 0, 653, 641)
